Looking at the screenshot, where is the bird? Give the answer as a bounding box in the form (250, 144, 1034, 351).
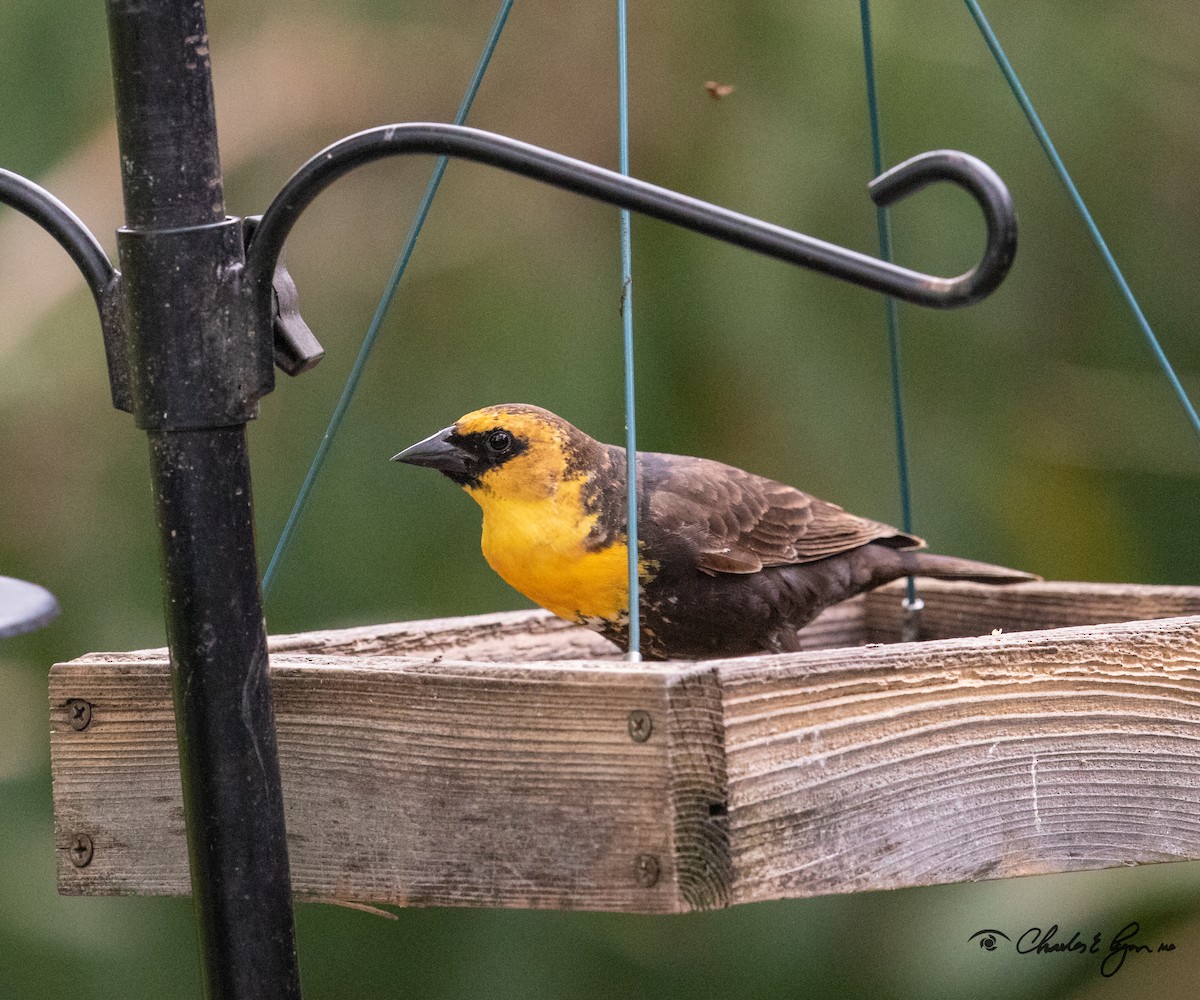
(392, 404, 1038, 660)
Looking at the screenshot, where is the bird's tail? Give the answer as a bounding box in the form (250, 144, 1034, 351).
(900, 551, 1040, 585)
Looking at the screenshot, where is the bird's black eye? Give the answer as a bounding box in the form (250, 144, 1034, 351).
(485, 429, 513, 455)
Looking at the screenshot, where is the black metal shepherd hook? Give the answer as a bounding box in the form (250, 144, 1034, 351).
(0, 6, 1016, 996)
(0, 129, 1019, 392)
(246, 122, 1017, 373)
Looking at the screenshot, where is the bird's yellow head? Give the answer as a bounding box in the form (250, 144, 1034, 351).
(393, 404, 630, 625)
(391, 403, 593, 504)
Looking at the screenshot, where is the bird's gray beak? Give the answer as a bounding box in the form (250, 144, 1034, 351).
(391, 425, 472, 476)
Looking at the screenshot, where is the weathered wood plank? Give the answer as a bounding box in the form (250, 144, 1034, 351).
(260, 579, 1200, 660)
(663, 666, 731, 909)
(715, 614, 1200, 901)
(50, 581, 1200, 911)
(266, 608, 622, 661)
(261, 598, 868, 661)
(51, 656, 730, 912)
(865, 579, 1200, 642)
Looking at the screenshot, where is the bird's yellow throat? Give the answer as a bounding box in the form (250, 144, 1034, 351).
(467, 476, 630, 624)
(453, 405, 645, 627)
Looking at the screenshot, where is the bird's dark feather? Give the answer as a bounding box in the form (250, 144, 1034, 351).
(631, 449, 922, 574)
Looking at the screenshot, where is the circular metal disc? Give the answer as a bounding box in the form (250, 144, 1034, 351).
(0, 576, 60, 638)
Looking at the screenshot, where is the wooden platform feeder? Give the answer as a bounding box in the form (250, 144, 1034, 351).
(50, 580, 1200, 913)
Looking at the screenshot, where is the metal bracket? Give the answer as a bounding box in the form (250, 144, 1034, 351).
(6, 126, 1018, 419)
(244, 123, 1018, 346)
(0, 174, 324, 420)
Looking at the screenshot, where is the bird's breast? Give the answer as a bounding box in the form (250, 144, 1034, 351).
(474, 479, 633, 624)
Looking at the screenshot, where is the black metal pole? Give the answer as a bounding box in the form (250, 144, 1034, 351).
(103, 2, 300, 998)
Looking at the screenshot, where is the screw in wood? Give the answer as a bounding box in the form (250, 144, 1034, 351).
(627, 710, 653, 742)
(634, 853, 660, 888)
(69, 833, 94, 868)
(66, 699, 93, 731)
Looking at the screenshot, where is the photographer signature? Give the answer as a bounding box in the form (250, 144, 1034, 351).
(969, 922, 1175, 977)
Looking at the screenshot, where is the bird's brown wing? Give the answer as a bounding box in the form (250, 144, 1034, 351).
(641, 452, 923, 575)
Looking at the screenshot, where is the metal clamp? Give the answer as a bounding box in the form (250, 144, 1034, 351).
(241, 216, 324, 377)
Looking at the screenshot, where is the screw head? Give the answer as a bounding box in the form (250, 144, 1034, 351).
(627, 710, 653, 742)
(69, 833, 94, 868)
(66, 699, 92, 732)
(634, 853, 660, 888)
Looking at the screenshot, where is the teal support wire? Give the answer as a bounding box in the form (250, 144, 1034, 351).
(262, 0, 515, 598)
(965, 0, 1200, 444)
(617, 0, 641, 660)
(859, 0, 919, 608)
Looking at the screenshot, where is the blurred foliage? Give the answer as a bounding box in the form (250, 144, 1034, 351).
(2, 0, 1200, 997)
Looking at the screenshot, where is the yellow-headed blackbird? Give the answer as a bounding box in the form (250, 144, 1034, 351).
(393, 404, 1037, 659)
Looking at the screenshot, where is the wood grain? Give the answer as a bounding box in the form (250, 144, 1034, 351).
(715, 614, 1200, 901)
(50, 580, 1200, 911)
(865, 579, 1200, 642)
(53, 657, 703, 911)
(266, 597, 866, 659)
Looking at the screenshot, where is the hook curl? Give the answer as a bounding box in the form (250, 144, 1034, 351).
(868, 150, 1016, 306)
(246, 123, 1017, 373)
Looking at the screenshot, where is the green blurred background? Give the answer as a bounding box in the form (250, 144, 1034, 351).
(3, 1, 1200, 997)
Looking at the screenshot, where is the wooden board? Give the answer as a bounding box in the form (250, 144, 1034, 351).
(259, 596, 869, 660)
(50, 580, 1200, 912)
(717, 614, 1200, 901)
(865, 579, 1200, 641)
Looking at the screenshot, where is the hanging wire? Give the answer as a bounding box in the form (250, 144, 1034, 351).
(616, 0, 642, 661)
(859, 0, 920, 612)
(262, 0, 515, 598)
(965, 0, 1200, 445)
